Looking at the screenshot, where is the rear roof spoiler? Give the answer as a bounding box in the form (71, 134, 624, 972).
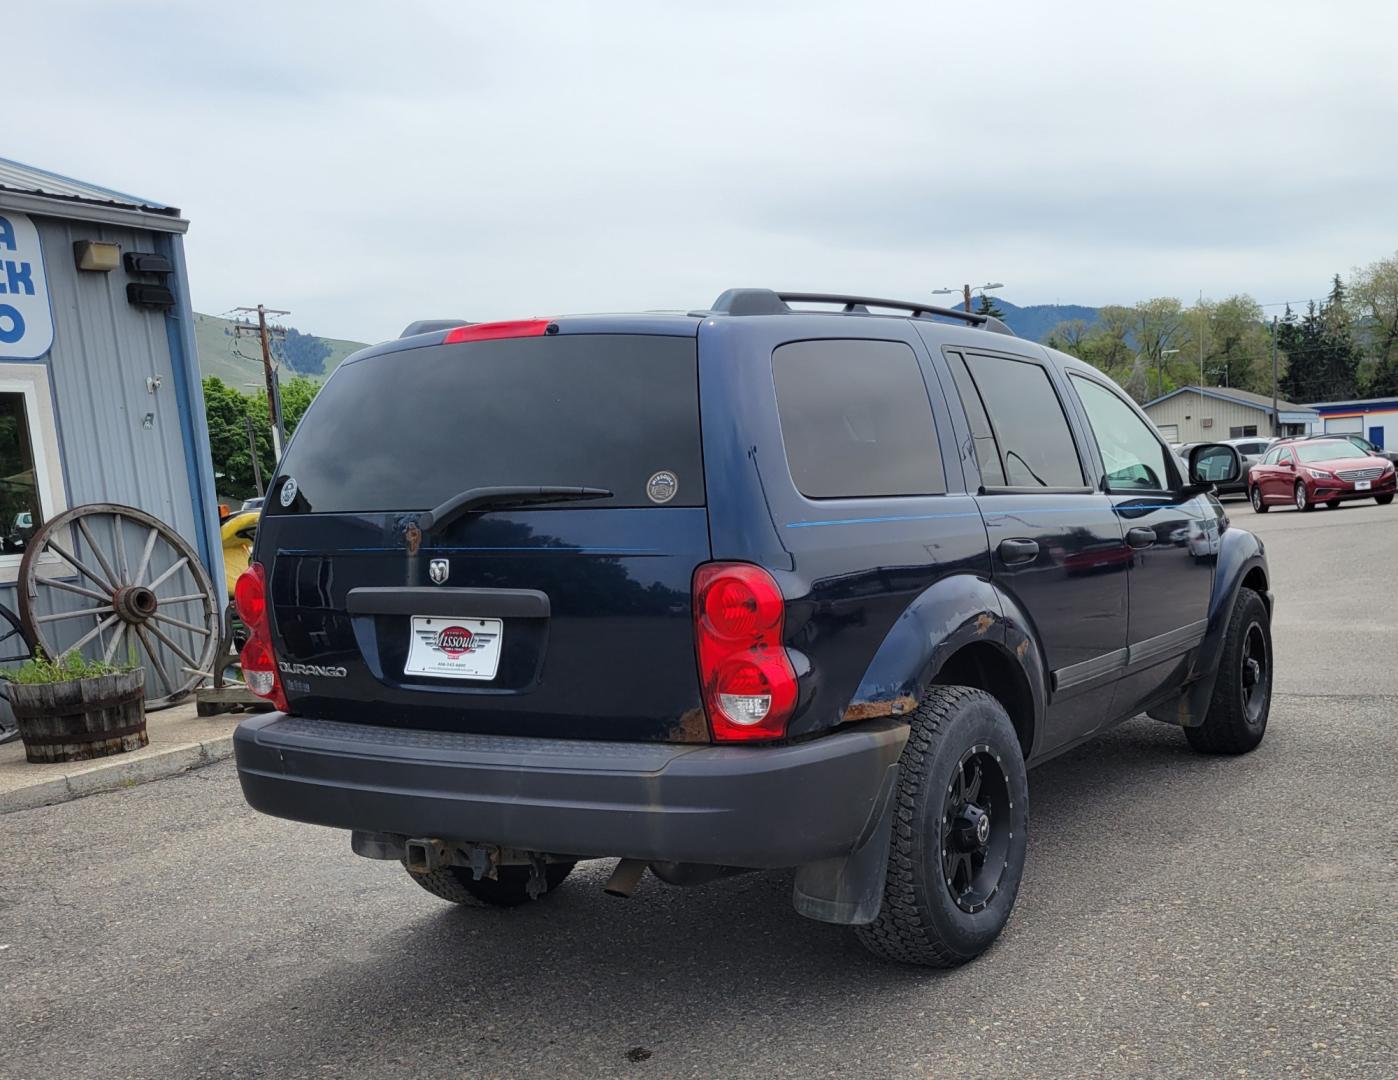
(701, 289, 1015, 336)
(400, 319, 471, 338)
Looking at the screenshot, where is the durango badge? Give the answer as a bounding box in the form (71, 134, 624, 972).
(647, 470, 678, 504)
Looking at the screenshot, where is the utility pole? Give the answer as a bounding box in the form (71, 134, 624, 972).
(1198, 289, 1206, 388)
(1270, 315, 1280, 437)
(963, 284, 972, 313)
(232, 304, 290, 459)
(933, 282, 1004, 316)
(244, 414, 264, 497)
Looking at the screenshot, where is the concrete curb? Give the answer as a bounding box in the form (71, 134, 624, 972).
(0, 734, 235, 814)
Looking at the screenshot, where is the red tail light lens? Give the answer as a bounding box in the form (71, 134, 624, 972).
(239, 637, 279, 698)
(234, 562, 288, 710)
(443, 319, 554, 344)
(693, 563, 798, 742)
(234, 562, 267, 630)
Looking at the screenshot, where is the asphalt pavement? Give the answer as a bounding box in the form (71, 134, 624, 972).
(2, 496, 1395, 1079)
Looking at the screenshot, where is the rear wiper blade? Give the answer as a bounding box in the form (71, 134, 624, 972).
(417, 485, 613, 534)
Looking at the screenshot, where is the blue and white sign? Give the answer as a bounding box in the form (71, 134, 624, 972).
(0, 212, 52, 360)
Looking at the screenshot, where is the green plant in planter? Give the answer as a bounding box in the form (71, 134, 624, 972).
(4, 649, 137, 685)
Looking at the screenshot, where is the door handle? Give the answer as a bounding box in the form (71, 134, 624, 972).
(1126, 527, 1156, 550)
(997, 538, 1039, 565)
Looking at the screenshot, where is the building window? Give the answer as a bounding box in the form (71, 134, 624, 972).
(0, 364, 67, 581)
(1229, 425, 1258, 438)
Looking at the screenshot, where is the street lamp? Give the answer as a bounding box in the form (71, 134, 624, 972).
(933, 282, 1005, 313)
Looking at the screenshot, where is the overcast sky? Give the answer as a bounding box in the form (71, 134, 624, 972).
(11, 1, 1398, 344)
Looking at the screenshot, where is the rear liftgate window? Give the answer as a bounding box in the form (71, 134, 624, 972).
(274, 335, 703, 513)
(772, 339, 945, 498)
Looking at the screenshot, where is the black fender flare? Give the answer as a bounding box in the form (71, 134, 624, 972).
(1155, 526, 1271, 728)
(840, 571, 1048, 758)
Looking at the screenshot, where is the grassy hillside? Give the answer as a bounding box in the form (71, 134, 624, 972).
(192, 312, 368, 386)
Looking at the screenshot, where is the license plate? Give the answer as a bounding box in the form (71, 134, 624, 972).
(1356, 480, 1372, 490)
(405, 616, 503, 679)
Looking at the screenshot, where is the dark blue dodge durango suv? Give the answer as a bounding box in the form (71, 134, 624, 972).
(234, 289, 1273, 966)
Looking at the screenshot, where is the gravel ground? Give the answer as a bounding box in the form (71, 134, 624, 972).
(1, 497, 1395, 1079)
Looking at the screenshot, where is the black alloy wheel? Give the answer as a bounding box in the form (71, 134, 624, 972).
(941, 745, 1014, 914)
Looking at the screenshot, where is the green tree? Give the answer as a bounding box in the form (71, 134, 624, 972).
(975, 292, 1006, 319)
(1190, 294, 1270, 393)
(1349, 252, 1398, 373)
(276, 327, 332, 375)
(202, 376, 274, 499)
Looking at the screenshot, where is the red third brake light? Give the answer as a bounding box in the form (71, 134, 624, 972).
(443, 319, 555, 344)
(693, 563, 798, 742)
(234, 562, 288, 711)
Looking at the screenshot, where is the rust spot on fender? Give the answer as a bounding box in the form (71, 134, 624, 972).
(974, 612, 995, 636)
(1016, 638, 1029, 660)
(842, 695, 918, 723)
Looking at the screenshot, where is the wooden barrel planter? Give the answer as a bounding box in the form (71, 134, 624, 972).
(9, 669, 147, 764)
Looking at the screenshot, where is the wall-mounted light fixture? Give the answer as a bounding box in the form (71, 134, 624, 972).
(124, 252, 172, 275)
(73, 240, 121, 272)
(126, 283, 176, 311)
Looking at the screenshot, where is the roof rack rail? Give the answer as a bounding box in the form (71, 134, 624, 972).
(705, 289, 1015, 336)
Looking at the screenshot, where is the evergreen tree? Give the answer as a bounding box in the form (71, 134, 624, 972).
(976, 292, 1006, 319)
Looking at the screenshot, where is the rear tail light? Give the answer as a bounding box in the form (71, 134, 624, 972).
(693, 563, 798, 742)
(234, 562, 289, 711)
(443, 319, 555, 344)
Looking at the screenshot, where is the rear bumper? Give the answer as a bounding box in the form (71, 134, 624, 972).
(234, 714, 908, 868)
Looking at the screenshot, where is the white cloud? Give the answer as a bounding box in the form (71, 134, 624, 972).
(9, 0, 1398, 342)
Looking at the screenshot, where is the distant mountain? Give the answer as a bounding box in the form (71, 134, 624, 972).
(192, 312, 368, 387)
(992, 300, 1100, 343)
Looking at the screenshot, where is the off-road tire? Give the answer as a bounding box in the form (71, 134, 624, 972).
(1295, 482, 1314, 512)
(1377, 494, 1394, 506)
(1249, 486, 1268, 513)
(856, 686, 1028, 967)
(1185, 587, 1271, 755)
(405, 861, 575, 907)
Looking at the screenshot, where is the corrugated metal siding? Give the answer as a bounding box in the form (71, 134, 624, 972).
(0, 156, 172, 213)
(0, 212, 212, 714)
(1144, 391, 1272, 442)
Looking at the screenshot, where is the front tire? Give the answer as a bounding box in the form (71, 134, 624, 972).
(1377, 494, 1394, 506)
(1250, 486, 1268, 513)
(406, 861, 575, 907)
(1295, 482, 1314, 512)
(856, 686, 1028, 967)
(1185, 587, 1272, 755)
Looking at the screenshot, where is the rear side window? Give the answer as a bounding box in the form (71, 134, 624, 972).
(944, 351, 1007, 486)
(962, 353, 1085, 488)
(275, 334, 703, 513)
(772, 339, 944, 498)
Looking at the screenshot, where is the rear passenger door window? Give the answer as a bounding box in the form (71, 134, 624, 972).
(952, 351, 1086, 489)
(772, 339, 945, 498)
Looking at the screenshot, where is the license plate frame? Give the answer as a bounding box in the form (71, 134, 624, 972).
(404, 616, 503, 680)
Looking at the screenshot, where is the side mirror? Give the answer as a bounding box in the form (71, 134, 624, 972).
(1280, 458, 1295, 470)
(1187, 443, 1241, 488)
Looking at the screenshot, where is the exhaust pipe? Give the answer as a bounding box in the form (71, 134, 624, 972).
(604, 858, 647, 898)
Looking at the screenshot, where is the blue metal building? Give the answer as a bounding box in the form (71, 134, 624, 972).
(0, 157, 221, 652)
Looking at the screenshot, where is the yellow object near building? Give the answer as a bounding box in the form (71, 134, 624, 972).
(221, 510, 260, 600)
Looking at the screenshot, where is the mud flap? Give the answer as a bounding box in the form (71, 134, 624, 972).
(791, 762, 899, 925)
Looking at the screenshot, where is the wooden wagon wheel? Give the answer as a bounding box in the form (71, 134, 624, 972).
(18, 503, 221, 710)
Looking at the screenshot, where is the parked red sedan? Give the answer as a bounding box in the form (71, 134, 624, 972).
(1249, 438, 1397, 512)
